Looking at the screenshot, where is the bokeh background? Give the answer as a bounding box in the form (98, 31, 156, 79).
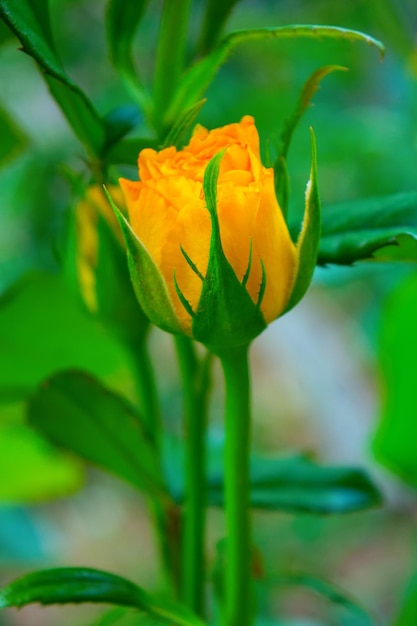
(1, 0, 417, 624)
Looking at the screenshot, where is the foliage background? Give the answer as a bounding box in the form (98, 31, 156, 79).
(0, 0, 417, 625)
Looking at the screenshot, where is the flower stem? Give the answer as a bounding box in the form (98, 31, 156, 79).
(219, 344, 252, 626)
(129, 334, 180, 597)
(175, 335, 209, 617)
(130, 333, 162, 454)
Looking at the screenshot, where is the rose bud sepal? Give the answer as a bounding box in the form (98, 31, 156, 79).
(179, 151, 267, 352)
(285, 128, 321, 313)
(104, 188, 183, 336)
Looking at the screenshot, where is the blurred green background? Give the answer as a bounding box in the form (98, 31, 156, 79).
(1, 0, 417, 625)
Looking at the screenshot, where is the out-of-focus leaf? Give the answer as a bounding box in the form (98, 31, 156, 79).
(90, 607, 172, 626)
(0, 102, 28, 165)
(269, 574, 376, 625)
(0, 17, 13, 45)
(0, 507, 43, 562)
(106, 0, 149, 70)
(65, 185, 149, 344)
(198, 0, 241, 53)
(105, 0, 151, 113)
(0, 567, 205, 625)
(152, 0, 192, 131)
(167, 25, 384, 124)
(27, 0, 54, 49)
(104, 136, 158, 165)
(256, 621, 321, 626)
(0, 0, 105, 154)
(318, 191, 417, 265)
(161, 99, 206, 149)
(0, 272, 133, 403)
(0, 423, 83, 504)
(0, 568, 148, 610)
(373, 273, 417, 488)
(104, 105, 142, 149)
(394, 570, 417, 626)
(44, 75, 105, 155)
(168, 442, 381, 514)
(245, 456, 381, 513)
(0, 0, 61, 73)
(28, 370, 162, 494)
(275, 65, 345, 216)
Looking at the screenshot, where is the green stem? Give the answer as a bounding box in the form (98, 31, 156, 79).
(129, 334, 180, 597)
(220, 344, 252, 626)
(175, 335, 208, 617)
(130, 334, 162, 453)
(153, 0, 192, 135)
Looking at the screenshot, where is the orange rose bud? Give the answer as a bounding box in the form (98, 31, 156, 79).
(114, 116, 320, 349)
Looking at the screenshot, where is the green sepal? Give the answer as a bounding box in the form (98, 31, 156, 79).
(190, 152, 267, 350)
(285, 128, 321, 312)
(104, 188, 182, 335)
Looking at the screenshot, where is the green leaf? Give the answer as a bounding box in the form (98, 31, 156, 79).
(0, 0, 105, 154)
(0, 567, 148, 610)
(106, 0, 149, 71)
(105, 189, 182, 335)
(64, 192, 149, 344)
(372, 273, 417, 488)
(191, 152, 266, 349)
(0, 567, 205, 625)
(0, 0, 62, 74)
(0, 15, 14, 45)
(0, 422, 83, 504)
(275, 65, 346, 217)
(27, 370, 162, 494)
(0, 272, 134, 403)
(208, 455, 381, 514)
(95, 216, 150, 343)
(167, 25, 384, 124)
(44, 75, 105, 155)
(0, 102, 28, 165)
(105, 0, 152, 113)
(104, 136, 159, 166)
(27, 0, 54, 50)
(198, 0, 241, 53)
(318, 191, 417, 265)
(161, 99, 206, 149)
(152, 0, 193, 130)
(103, 105, 142, 150)
(90, 607, 168, 626)
(394, 570, 417, 626)
(269, 574, 377, 626)
(166, 439, 382, 514)
(285, 129, 321, 312)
